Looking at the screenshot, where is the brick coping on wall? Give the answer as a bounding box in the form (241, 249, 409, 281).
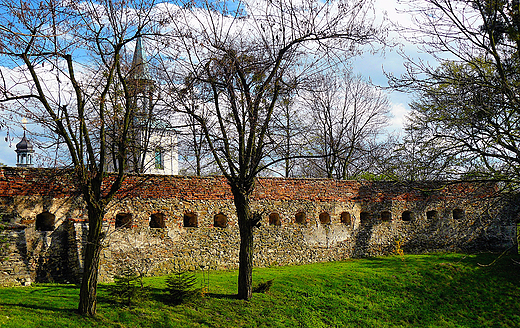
(0, 166, 498, 202)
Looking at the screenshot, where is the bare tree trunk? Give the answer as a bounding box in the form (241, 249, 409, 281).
(232, 187, 254, 300)
(78, 202, 104, 316)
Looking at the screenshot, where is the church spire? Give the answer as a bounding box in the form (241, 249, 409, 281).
(129, 36, 151, 81)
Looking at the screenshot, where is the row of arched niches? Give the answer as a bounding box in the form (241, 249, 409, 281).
(31, 208, 467, 231)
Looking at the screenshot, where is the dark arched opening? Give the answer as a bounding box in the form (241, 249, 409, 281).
(381, 211, 392, 222)
(295, 212, 306, 225)
(340, 212, 351, 225)
(427, 210, 438, 221)
(402, 211, 414, 222)
(184, 212, 198, 227)
(269, 213, 281, 226)
(150, 213, 165, 228)
(453, 209, 465, 220)
(36, 211, 55, 231)
(319, 212, 331, 225)
(115, 213, 133, 229)
(214, 213, 228, 228)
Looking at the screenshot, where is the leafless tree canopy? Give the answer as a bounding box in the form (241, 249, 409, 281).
(299, 73, 390, 179)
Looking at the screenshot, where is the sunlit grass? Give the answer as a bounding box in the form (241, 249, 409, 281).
(0, 253, 519, 327)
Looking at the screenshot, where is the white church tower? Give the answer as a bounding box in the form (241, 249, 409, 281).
(108, 37, 178, 175)
(131, 37, 178, 175)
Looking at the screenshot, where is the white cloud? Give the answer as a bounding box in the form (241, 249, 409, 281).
(0, 137, 15, 167)
(352, 0, 438, 135)
(388, 102, 409, 132)
(374, 0, 414, 28)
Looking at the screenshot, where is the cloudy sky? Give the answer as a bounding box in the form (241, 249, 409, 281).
(352, 0, 419, 132)
(0, 0, 424, 167)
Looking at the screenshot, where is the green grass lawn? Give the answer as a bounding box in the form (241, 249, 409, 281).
(1, 253, 519, 327)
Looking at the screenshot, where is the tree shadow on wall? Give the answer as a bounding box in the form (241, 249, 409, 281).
(352, 221, 374, 258)
(472, 192, 520, 252)
(35, 226, 70, 283)
(13, 228, 31, 280)
(398, 185, 518, 254)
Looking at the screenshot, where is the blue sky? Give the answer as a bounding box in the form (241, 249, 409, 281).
(351, 0, 425, 134)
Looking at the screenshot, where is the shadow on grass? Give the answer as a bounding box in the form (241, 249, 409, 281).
(28, 283, 81, 292)
(353, 252, 520, 274)
(122, 285, 239, 303)
(141, 286, 170, 304)
(0, 301, 79, 315)
(205, 293, 237, 300)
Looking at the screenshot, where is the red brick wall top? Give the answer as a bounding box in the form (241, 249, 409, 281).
(0, 167, 497, 202)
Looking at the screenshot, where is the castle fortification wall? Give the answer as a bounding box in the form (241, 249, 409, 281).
(0, 167, 517, 286)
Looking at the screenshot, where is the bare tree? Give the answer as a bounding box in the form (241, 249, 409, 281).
(178, 113, 209, 175)
(177, 100, 217, 176)
(0, 0, 159, 316)
(160, 0, 383, 299)
(268, 95, 311, 178)
(301, 73, 391, 179)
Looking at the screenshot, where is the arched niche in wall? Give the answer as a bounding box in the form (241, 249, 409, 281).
(184, 212, 198, 228)
(214, 213, 228, 228)
(360, 211, 370, 225)
(380, 211, 392, 222)
(402, 211, 414, 222)
(453, 209, 465, 220)
(319, 212, 331, 225)
(427, 210, 438, 221)
(295, 212, 306, 225)
(340, 212, 351, 225)
(36, 211, 55, 231)
(115, 213, 133, 229)
(269, 212, 281, 226)
(150, 213, 165, 228)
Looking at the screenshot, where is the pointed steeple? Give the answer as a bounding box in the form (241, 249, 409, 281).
(130, 37, 151, 81)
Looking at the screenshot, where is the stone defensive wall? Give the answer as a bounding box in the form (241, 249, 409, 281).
(0, 167, 517, 286)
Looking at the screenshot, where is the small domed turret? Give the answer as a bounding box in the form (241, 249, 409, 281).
(16, 135, 33, 151)
(15, 132, 34, 167)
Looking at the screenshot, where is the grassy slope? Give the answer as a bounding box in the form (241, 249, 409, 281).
(0, 253, 519, 328)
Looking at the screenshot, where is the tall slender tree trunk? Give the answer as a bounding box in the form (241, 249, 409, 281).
(232, 187, 254, 300)
(78, 202, 104, 316)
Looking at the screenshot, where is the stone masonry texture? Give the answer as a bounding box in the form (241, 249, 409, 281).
(0, 167, 517, 286)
